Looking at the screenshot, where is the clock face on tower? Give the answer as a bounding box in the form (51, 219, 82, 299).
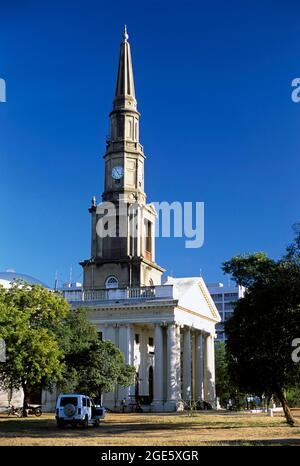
(112, 166, 124, 180)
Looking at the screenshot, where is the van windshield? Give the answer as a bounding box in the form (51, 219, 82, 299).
(60, 397, 78, 407)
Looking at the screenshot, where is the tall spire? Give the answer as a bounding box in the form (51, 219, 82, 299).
(123, 24, 129, 42)
(114, 26, 136, 111)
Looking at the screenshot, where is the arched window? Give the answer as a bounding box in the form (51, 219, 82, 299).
(105, 276, 119, 289)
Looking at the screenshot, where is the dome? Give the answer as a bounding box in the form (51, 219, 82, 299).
(0, 270, 49, 289)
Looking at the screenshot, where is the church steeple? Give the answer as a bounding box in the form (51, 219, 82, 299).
(104, 26, 144, 204)
(114, 26, 136, 111)
(81, 28, 165, 290)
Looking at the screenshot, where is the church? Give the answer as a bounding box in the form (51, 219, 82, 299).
(62, 27, 221, 412)
(0, 28, 220, 413)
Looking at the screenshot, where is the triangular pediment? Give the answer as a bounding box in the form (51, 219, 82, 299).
(164, 276, 221, 323)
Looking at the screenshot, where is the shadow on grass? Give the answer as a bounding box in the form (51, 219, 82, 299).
(0, 416, 291, 440)
(204, 439, 300, 446)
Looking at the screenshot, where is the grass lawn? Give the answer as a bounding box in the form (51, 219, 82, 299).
(1, 410, 300, 446)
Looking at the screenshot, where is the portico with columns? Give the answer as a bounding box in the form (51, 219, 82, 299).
(65, 275, 220, 411)
(63, 27, 220, 412)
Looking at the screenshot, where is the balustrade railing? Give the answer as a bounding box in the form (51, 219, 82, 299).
(62, 285, 174, 302)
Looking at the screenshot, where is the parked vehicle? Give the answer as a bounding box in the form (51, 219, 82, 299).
(26, 404, 42, 417)
(55, 394, 105, 428)
(7, 404, 22, 417)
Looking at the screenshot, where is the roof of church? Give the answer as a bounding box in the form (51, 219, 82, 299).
(164, 276, 221, 322)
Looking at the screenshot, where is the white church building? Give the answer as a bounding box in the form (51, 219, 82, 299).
(0, 28, 220, 413)
(62, 27, 221, 412)
(63, 275, 220, 412)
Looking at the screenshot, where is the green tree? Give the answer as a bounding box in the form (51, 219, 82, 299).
(56, 307, 135, 398)
(215, 342, 232, 407)
(0, 282, 69, 415)
(223, 227, 300, 425)
(215, 342, 230, 406)
(215, 341, 246, 409)
(0, 284, 136, 413)
(68, 338, 136, 399)
(56, 307, 135, 400)
(287, 385, 300, 408)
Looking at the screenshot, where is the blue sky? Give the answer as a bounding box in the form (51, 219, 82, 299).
(0, 0, 299, 287)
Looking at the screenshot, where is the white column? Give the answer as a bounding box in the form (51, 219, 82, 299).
(204, 333, 216, 407)
(118, 325, 135, 403)
(152, 324, 164, 411)
(195, 332, 204, 402)
(139, 328, 149, 396)
(210, 334, 216, 397)
(176, 325, 182, 406)
(165, 324, 180, 411)
(182, 327, 192, 402)
(102, 325, 117, 409)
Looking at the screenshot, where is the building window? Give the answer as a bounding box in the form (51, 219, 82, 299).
(224, 303, 234, 310)
(224, 293, 238, 299)
(211, 293, 223, 300)
(105, 276, 119, 289)
(148, 337, 154, 347)
(145, 220, 152, 260)
(135, 334, 140, 344)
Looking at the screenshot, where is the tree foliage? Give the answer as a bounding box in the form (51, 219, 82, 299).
(57, 308, 136, 398)
(62, 337, 136, 399)
(0, 282, 69, 413)
(223, 227, 300, 425)
(215, 341, 245, 408)
(0, 286, 136, 412)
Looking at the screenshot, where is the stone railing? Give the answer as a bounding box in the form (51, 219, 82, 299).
(61, 285, 174, 303)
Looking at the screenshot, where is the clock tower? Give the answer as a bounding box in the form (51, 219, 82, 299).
(81, 27, 165, 290)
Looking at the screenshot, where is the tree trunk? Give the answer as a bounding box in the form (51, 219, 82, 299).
(275, 388, 295, 426)
(22, 382, 30, 417)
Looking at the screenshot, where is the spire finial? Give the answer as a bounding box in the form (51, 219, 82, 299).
(123, 24, 129, 42)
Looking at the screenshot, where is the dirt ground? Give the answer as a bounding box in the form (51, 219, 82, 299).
(1, 410, 300, 446)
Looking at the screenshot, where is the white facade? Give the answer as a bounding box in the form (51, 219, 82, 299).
(63, 276, 221, 411)
(207, 282, 245, 342)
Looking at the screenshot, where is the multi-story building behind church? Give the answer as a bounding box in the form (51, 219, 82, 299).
(61, 27, 221, 412)
(207, 283, 245, 342)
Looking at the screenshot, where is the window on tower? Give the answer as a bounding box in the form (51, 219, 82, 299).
(145, 220, 152, 260)
(117, 116, 124, 139)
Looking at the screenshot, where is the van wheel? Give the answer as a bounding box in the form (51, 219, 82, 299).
(82, 415, 89, 429)
(93, 419, 100, 427)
